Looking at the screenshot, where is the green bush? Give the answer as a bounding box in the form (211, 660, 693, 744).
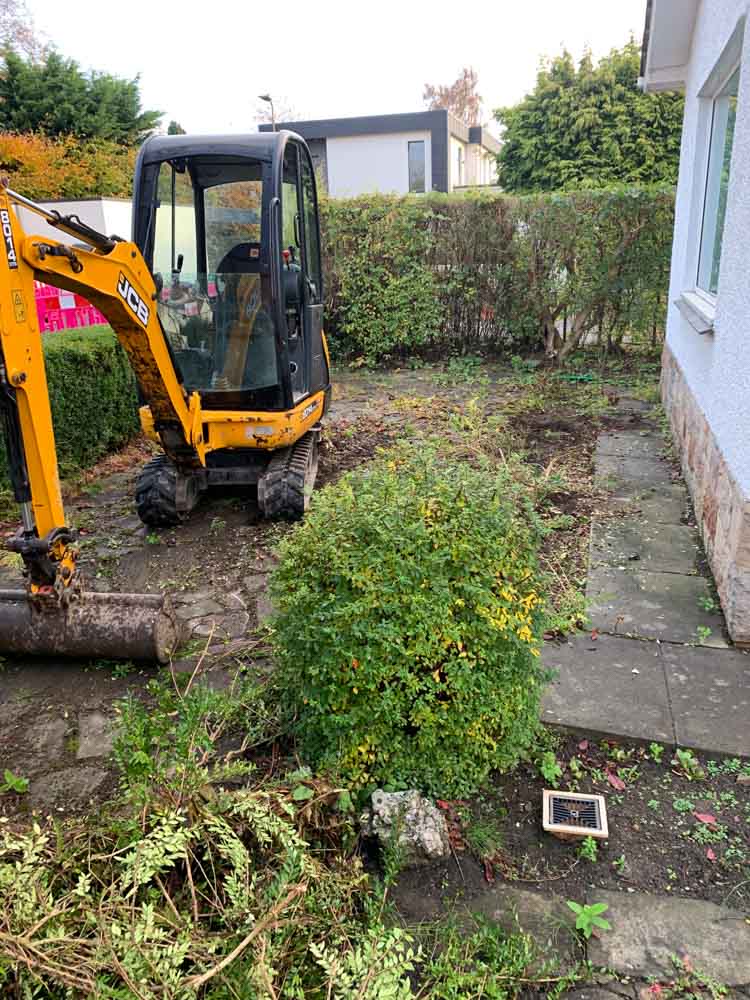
(0, 325, 139, 487)
(270, 448, 547, 797)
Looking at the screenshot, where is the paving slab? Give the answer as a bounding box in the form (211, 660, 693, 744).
(587, 566, 726, 644)
(586, 889, 750, 986)
(607, 398, 656, 416)
(76, 710, 115, 759)
(542, 634, 674, 743)
(661, 643, 750, 757)
(595, 430, 665, 461)
(466, 885, 580, 973)
(595, 454, 684, 498)
(256, 592, 274, 624)
(590, 520, 700, 575)
(602, 490, 690, 525)
(29, 764, 110, 811)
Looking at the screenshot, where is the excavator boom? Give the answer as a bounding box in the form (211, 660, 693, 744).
(0, 185, 186, 661)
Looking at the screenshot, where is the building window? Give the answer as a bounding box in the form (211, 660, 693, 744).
(697, 67, 739, 295)
(408, 140, 425, 193)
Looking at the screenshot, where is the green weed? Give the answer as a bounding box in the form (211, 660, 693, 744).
(566, 900, 611, 940)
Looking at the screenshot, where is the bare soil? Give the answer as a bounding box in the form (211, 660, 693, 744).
(391, 734, 750, 921)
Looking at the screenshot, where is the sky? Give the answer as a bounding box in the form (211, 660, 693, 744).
(27, 0, 647, 134)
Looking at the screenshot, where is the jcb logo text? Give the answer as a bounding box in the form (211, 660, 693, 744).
(117, 273, 149, 326)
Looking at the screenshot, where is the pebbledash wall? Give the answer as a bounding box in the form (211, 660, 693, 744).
(643, 0, 750, 642)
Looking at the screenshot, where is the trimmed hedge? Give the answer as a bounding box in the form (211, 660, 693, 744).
(0, 326, 139, 488)
(321, 186, 675, 363)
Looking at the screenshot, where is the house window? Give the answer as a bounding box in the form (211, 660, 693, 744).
(408, 140, 425, 193)
(697, 68, 740, 295)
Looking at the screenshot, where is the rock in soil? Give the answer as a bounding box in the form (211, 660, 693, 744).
(362, 789, 450, 866)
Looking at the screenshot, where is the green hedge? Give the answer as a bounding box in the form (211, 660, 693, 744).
(320, 186, 675, 363)
(0, 326, 139, 488)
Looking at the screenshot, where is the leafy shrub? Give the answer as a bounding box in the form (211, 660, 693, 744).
(0, 325, 138, 488)
(270, 447, 547, 797)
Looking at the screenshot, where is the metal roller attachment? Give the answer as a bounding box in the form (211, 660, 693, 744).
(0, 590, 182, 663)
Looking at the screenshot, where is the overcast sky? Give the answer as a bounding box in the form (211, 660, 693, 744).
(28, 0, 646, 134)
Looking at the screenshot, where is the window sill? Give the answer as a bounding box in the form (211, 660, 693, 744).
(675, 290, 716, 335)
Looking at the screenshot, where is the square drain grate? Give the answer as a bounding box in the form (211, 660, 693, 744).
(542, 789, 608, 841)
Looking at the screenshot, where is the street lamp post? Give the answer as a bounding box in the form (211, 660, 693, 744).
(258, 94, 275, 131)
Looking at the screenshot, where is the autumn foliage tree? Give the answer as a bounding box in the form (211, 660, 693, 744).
(0, 132, 135, 200)
(423, 66, 482, 125)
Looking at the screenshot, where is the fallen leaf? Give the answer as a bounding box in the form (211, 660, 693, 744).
(590, 629, 599, 640)
(606, 771, 626, 791)
(693, 812, 717, 825)
(706, 848, 716, 861)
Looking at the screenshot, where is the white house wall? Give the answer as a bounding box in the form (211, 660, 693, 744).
(657, 0, 750, 641)
(325, 131, 432, 197)
(665, 0, 750, 493)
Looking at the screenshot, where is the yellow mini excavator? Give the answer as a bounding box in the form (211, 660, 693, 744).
(0, 132, 330, 661)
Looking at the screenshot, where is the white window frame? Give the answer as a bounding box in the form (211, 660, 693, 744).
(676, 17, 744, 336)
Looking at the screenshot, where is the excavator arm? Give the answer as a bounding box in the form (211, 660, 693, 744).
(0, 186, 185, 660)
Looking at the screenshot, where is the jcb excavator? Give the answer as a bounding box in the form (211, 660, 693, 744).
(0, 132, 330, 662)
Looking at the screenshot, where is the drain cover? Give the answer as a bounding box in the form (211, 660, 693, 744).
(542, 789, 608, 840)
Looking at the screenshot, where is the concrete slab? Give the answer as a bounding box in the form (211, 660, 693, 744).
(586, 889, 750, 986)
(595, 430, 665, 461)
(256, 593, 274, 624)
(590, 520, 700, 575)
(607, 398, 655, 416)
(595, 455, 683, 498)
(662, 644, 750, 757)
(587, 566, 726, 644)
(29, 764, 110, 811)
(602, 490, 689, 525)
(466, 885, 580, 973)
(76, 710, 114, 759)
(542, 634, 673, 743)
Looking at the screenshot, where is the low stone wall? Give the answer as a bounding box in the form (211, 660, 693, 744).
(661, 343, 750, 644)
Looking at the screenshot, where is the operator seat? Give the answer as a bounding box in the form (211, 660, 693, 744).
(214, 243, 276, 390)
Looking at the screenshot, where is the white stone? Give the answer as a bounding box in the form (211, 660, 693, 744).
(363, 789, 450, 866)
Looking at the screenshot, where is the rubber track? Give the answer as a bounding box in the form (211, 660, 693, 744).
(135, 454, 182, 527)
(258, 431, 318, 520)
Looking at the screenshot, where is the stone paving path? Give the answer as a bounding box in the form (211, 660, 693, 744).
(542, 401, 750, 758)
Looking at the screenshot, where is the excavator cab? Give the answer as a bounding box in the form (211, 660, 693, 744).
(132, 132, 330, 523)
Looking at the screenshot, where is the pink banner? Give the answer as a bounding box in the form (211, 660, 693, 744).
(34, 281, 108, 332)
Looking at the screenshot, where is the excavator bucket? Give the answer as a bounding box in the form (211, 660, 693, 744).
(0, 590, 181, 663)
